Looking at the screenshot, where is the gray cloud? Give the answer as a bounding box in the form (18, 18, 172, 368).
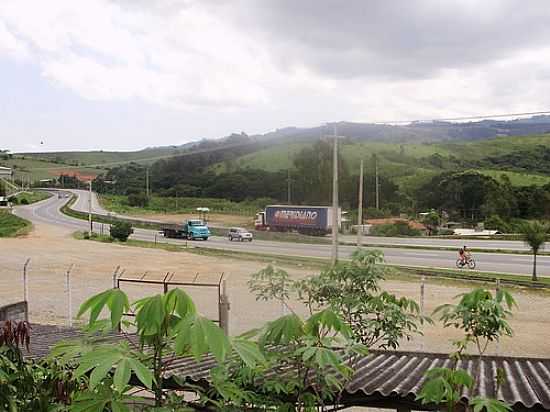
(227, 0, 550, 80)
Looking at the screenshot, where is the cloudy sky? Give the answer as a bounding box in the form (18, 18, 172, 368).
(1, 0, 550, 152)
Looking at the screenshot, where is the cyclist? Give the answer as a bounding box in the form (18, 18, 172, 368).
(458, 246, 467, 266)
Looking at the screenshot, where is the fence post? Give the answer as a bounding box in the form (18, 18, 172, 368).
(219, 280, 230, 335)
(113, 266, 120, 289)
(420, 275, 426, 351)
(66, 264, 74, 327)
(495, 278, 501, 355)
(23, 258, 30, 303)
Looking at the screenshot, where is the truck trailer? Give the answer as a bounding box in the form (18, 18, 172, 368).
(254, 205, 341, 236)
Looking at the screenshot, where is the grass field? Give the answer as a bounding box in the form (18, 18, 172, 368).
(22, 146, 184, 167)
(100, 194, 260, 215)
(210, 134, 550, 190)
(0, 157, 107, 181)
(478, 170, 550, 186)
(12, 191, 51, 204)
(0, 210, 31, 237)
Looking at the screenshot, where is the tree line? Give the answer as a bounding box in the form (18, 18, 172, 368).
(63, 139, 550, 223)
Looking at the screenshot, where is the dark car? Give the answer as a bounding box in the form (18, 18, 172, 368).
(228, 227, 253, 242)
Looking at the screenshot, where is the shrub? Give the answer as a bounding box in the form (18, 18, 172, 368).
(484, 215, 510, 233)
(365, 207, 391, 219)
(19, 197, 29, 205)
(110, 221, 133, 242)
(370, 221, 422, 237)
(127, 192, 149, 207)
(8, 196, 18, 204)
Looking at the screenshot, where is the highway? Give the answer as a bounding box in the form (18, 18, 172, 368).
(67, 189, 531, 251)
(14, 192, 550, 277)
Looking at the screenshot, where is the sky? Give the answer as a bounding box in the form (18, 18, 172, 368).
(2, 0, 550, 152)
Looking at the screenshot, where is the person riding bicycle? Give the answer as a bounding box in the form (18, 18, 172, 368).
(458, 246, 468, 265)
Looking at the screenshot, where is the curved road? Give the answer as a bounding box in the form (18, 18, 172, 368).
(14, 192, 550, 277)
(67, 189, 532, 251)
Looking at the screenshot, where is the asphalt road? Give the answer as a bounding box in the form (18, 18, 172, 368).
(67, 188, 531, 251)
(14, 192, 550, 277)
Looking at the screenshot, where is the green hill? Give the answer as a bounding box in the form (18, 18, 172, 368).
(210, 134, 550, 190)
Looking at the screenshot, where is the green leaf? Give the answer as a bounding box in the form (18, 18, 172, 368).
(89, 358, 116, 389)
(128, 358, 153, 389)
(261, 314, 304, 345)
(109, 288, 130, 329)
(471, 397, 512, 412)
(113, 358, 131, 392)
(135, 295, 166, 337)
(232, 338, 265, 368)
(164, 288, 196, 318)
(111, 401, 130, 412)
(76, 288, 130, 329)
(77, 289, 112, 324)
(195, 316, 230, 362)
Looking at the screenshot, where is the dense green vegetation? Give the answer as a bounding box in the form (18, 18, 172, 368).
(0, 210, 31, 237)
(101, 194, 270, 215)
(88, 134, 550, 227)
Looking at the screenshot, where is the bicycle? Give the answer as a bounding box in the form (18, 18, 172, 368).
(456, 254, 476, 269)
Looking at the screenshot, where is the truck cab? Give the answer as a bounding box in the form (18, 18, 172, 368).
(254, 212, 267, 230)
(185, 219, 210, 240)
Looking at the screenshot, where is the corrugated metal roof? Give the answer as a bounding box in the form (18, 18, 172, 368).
(161, 351, 550, 410)
(24, 324, 550, 410)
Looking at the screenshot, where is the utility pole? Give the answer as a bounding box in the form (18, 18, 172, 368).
(88, 180, 93, 237)
(287, 169, 291, 204)
(375, 154, 380, 210)
(357, 159, 364, 247)
(146, 168, 150, 198)
(331, 124, 339, 265)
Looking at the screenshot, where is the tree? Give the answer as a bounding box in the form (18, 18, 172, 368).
(51, 283, 368, 410)
(110, 221, 133, 242)
(127, 192, 149, 207)
(418, 288, 516, 412)
(520, 220, 549, 281)
(421, 211, 440, 236)
(434, 288, 516, 356)
(250, 249, 429, 349)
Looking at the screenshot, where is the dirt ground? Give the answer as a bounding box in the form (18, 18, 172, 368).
(129, 212, 253, 228)
(1, 221, 550, 358)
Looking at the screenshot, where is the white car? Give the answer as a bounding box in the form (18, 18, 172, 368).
(228, 227, 253, 242)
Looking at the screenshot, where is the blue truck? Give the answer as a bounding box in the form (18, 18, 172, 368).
(161, 219, 210, 240)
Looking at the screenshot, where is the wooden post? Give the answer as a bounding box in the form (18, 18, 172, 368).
(66, 264, 74, 327)
(219, 280, 230, 335)
(357, 159, 364, 246)
(23, 258, 30, 303)
(420, 275, 426, 351)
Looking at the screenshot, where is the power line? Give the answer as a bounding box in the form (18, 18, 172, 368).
(371, 110, 550, 125)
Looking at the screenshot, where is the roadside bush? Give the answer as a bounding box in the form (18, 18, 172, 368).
(484, 214, 510, 233)
(127, 192, 149, 207)
(370, 221, 421, 237)
(110, 221, 133, 242)
(8, 196, 18, 204)
(365, 207, 391, 219)
(19, 197, 29, 205)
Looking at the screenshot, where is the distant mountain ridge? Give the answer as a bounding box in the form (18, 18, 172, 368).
(250, 115, 550, 144)
(16, 115, 550, 163)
